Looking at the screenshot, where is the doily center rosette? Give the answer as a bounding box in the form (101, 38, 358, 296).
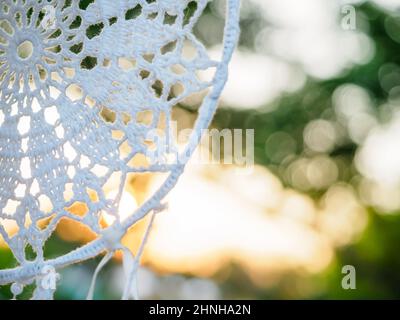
(0, 0, 240, 299)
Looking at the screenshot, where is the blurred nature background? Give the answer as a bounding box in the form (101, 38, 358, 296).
(2, 0, 400, 299)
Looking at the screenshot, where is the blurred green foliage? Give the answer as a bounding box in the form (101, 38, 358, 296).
(209, 2, 400, 299)
(110, 0, 400, 300)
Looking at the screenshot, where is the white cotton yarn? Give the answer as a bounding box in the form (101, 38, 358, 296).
(0, 0, 240, 299)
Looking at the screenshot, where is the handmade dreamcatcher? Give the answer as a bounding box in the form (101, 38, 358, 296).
(0, 0, 240, 299)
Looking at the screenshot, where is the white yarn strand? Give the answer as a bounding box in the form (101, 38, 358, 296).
(122, 209, 157, 300)
(86, 251, 114, 300)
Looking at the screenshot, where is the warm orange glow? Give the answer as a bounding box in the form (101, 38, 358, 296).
(142, 162, 341, 280)
(0, 151, 368, 285)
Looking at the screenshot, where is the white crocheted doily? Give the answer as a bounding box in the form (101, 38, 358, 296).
(0, 0, 240, 299)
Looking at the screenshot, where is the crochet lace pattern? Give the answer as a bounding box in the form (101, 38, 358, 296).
(0, 0, 240, 299)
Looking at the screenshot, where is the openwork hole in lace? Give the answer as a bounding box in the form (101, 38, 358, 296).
(17, 40, 34, 60)
(0, 0, 240, 299)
